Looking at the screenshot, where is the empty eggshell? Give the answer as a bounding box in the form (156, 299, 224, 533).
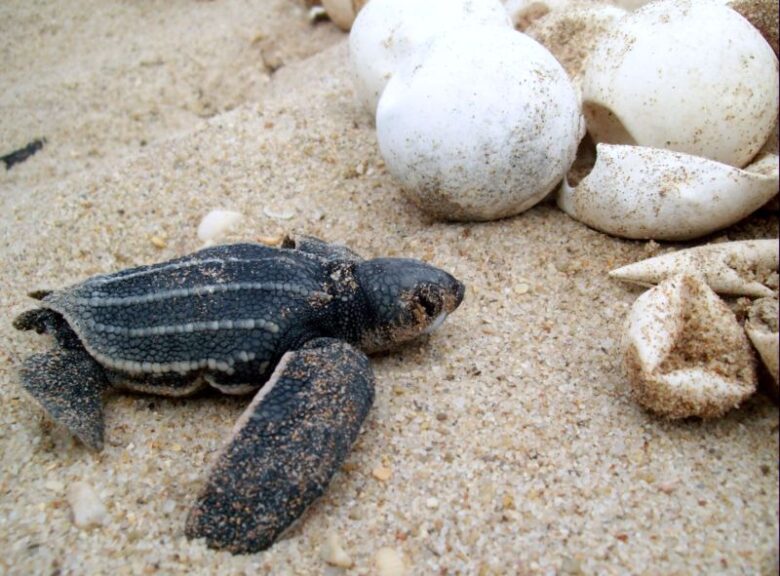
(581, 0, 779, 168)
(557, 144, 780, 240)
(623, 274, 758, 419)
(609, 239, 779, 297)
(745, 297, 779, 394)
(377, 26, 583, 221)
(349, 0, 511, 114)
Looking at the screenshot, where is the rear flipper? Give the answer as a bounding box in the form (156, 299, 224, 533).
(19, 349, 109, 451)
(185, 338, 375, 554)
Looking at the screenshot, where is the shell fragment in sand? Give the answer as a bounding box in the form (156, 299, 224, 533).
(320, 532, 354, 568)
(623, 274, 758, 419)
(67, 481, 108, 529)
(197, 209, 243, 244)
(745, 297, 779, 393)
(558, 145, 779, 240)
(609, 239, 779, 298)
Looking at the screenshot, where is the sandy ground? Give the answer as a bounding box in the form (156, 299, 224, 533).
(1, 2, 778, 575)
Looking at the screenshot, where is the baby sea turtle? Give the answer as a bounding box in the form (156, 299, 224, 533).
(13, 235, 464, 554)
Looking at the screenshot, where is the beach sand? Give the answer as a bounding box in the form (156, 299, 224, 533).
(1, 2, 778, 574)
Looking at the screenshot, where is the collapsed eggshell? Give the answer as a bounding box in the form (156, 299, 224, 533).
(581, 0, 779, 168)
(377, 26, 583, 221)
(623, 274, 758, 419)
(745, 297, 779, 394)
(609, 239, 779, 297)
(557, 144, 779, 240)
(349, 0, 511, 114)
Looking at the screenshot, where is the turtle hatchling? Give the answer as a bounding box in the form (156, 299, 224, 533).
(13, 235, 464, 553)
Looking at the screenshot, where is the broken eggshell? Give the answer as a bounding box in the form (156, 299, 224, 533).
(623, 274, 758, 419)
(349, 0, 511, 115)
(609, 239, 779, 298)
(581, 0, 779, 168)
(377, 26, 583, 221)
(745, 297, 779, 393)
(557, 144, 780, 240)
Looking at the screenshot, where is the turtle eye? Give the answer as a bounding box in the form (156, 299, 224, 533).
(417, 290, 439, 318)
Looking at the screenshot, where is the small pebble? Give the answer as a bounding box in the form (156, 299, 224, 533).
(375, 547, 406, 576)
(372, 465, 392, 481)
(197, 209, 242, 244)
(263, 206, 295, 220)
(425, 497, 439, 509)
(150, 235, 167, 249)
(44, 479, 64, 492)
(67, 481, 107, 529)
(515, 283, 530, 295)
(320, 532, 353, 568)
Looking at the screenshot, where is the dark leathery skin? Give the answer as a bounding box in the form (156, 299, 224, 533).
(41, 243, 336, 384)
(185, 338, 375, 553)
(19, 349, 108, 451)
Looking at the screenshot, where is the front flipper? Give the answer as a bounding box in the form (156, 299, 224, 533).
(19, 349, 109, 451)
(185, 338, 375, 554)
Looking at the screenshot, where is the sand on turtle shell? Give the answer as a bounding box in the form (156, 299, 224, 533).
(0, 1, 778, 574)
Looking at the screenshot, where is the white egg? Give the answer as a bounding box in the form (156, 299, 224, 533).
(376, 27, 583, 221)
(581, 0, 779, 168)
(349, 0, 511, 115)
(558, 144, 779, 240)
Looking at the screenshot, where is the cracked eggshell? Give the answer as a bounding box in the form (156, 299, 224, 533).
(558, 144, 780, 240)
(609, 239, 779, 297)
(377, 26, 583, 221)
(349, 0, 511, 115)
(581, 0, 779, 168)
(623, 274, 758, 419)
(745, 297, 779, 394)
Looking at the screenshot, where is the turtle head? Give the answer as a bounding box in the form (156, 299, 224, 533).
(352, 258, 465, 352)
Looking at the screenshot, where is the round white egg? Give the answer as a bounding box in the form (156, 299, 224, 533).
(349, 0, 511, 115)
(581, 0, 779, 168)
(376, 26, 584, 221)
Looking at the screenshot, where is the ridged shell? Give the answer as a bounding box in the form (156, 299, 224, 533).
(42, 244, 329, 377)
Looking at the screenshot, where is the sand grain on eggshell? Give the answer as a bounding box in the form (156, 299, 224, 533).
(1, 1, 778, 574)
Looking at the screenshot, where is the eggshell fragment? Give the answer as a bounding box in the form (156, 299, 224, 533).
(197, 209, 242, 244)
(557, 144, 779, 240)
(349, 0, 511, 114)
(609, 240, 779, 298)
(377, 27, 583, 221)
(581, 0, 779, 168)
(623, 274, 758, 419)
(745, 297, 779, 395)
